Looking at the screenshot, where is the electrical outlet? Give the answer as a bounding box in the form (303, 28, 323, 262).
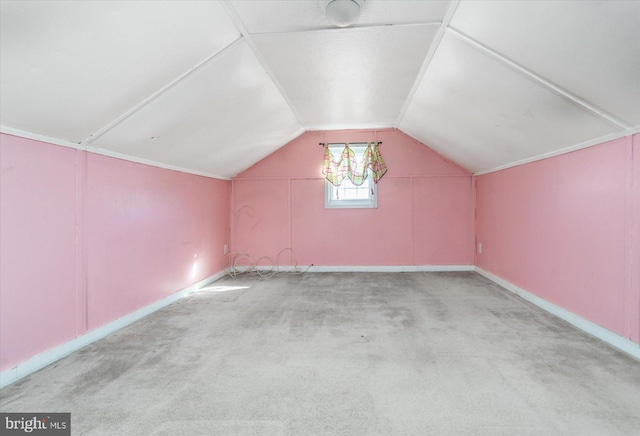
(224, 244, 228, 255)
(478, 243, 482, 254)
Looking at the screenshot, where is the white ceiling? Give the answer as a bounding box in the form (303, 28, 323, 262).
(252, 24, 439, 130)
(1, 0, 639, 178)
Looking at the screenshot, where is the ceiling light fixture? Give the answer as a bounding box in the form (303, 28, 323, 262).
(325, 0, 362, 28)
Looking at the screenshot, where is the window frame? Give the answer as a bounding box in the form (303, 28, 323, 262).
(324, 143, 378, 209)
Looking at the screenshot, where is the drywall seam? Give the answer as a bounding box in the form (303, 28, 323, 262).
(448, 28, 631, 130)
(410, 177, 415, 265)
(0, 270, 227, 389)
(249, 21, 442, 38)
(475, 267, 640, 361)
(307, 123, 397, 132)
(79, 37, 244, 146)
(308, 127, 397, 134)
(228, 181, 235, 269)
(624, 136, 634, 339)
(632, 133, 640, 342)
(395, 0, 461, 127)
(74, 149, 88, 335)
(221, 1, 305, 128)
(472, 175, 478, 266)
(0, 128, 231, 180)
(288, 178, 293, 265)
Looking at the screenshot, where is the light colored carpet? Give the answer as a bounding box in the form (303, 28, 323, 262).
(1, 272, 639, 435)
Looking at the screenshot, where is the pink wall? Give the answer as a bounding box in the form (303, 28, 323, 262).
(0, 133, 230, 371)
(232, 129, 474, 266)
(476, 134, 640, 344)
(631, 133, 640, 343)
(4, 127, 634, 372)
(1, 135, 78, 372)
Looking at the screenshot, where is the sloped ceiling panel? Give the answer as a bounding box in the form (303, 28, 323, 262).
(1, 0, 637, 177)
(0, 1, 240, 142)
(399, 33, 617, 173)
(91, 41, 304, 179)
(450, 0, 640, 127)
(253, 25, 439, 130)
(229, 0, 450, 33)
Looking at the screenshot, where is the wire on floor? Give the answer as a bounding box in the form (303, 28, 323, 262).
(222, 247, 312, 279)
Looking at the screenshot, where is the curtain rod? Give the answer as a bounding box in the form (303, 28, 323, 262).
(318, 142, 382, 146)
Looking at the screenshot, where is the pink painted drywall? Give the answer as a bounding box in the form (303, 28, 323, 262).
(476, 135, 639, 343)
(413, 177, 475, 265)
(84, 153, 230, 330)
(0, 133, 230, 371)
(631, 133, 640, 343)
(290, 177, 414, 265)
(233, 129, 474, 266)
(1, 135, 78, 373)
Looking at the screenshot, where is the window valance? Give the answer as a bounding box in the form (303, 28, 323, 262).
(322, 142, 387, 187)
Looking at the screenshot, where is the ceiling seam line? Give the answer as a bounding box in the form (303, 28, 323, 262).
(394, 0, 461, 128)
(448, 27, 633, 131)
(79, 36, 245, 147)
(248, 21, 442, 38)
(221, 0, 306, 129)
(473, 126, 640, 176)
(306, 124, 397, 132)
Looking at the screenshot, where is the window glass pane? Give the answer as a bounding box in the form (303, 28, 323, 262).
(326, 143, 376, 209)
(333, 177, 370, 200)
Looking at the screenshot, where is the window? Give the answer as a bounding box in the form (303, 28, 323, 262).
(324, 143, 377, 209)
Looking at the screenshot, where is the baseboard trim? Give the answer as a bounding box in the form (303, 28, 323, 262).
(305, 265, 475, 272)
(11, 266, 630, 388)
(0, 270, 226, 389)
(242, 265, 475, 273)
(475, 267, 640, 360)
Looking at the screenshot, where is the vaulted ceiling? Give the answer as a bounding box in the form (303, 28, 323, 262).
(1, 1, 639, 178)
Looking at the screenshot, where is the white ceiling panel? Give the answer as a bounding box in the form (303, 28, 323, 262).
(0, 0, 240, 142)
(450, 0, 640, 127)
(1, 1, 637, 177)
(399, 33, 618, 173)
(91, 41, 304, 178)
(254, 25, 439, 130)
(229, 0, 450, 34)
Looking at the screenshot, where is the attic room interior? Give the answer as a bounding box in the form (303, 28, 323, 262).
(1, 0, 639, 434)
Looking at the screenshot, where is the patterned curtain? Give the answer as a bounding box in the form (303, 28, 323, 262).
(322, 142, 387, 186)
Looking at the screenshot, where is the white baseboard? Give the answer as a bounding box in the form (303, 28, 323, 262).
(475, 267, 640, 361)
(0, 270, 227, 389)
(305, 265, 475, 272)
(11, 266, 631, 388)
(242, 265, 476, 273)
(309, 265, 474, 272)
